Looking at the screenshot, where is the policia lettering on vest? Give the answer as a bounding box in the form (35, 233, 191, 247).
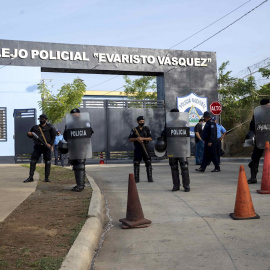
(159, 108, 191, 192)
(63, 108, 94, 192)
(247, 98, 270, 184)
(129, 116, 153, 183)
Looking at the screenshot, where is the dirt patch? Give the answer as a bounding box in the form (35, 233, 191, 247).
(0, 165, 92, 270)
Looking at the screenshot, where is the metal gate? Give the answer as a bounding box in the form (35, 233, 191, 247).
(14, 109, 36, 163)
(55, 99, 166, 160)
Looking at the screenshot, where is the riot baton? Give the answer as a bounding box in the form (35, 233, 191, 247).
(225, 120, 250, 135)
(133, 128, 150, 159)
(32, 132, 51, 150)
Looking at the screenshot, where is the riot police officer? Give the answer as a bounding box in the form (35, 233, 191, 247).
(160, 109, 191, 192)
(196, 111, 220, 172)
(247, 98, 270, 184)
(129, 116, 153, 183)
(23, 114, 56, 183)
(63, 108, 94, 192)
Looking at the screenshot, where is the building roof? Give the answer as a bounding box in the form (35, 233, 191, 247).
(84, 91, 126, 96)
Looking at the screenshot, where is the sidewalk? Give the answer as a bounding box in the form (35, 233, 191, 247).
(86, 161, 270, 270)
(0, 164, 38, 222)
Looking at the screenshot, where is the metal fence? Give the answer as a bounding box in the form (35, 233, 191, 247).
(55, 99, 166, 160)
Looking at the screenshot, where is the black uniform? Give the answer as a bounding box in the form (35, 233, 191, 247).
(200, 119, 219, 171)
(247, 115, 264, 184)
(247, 98, 270, 183)
(129, 126, 153, 182)
(161, 128, 190, 191)
(24, 123, 56, 182)
(63, 119, 94, 192)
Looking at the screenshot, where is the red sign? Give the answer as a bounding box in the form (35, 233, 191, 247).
(210, 101, 222, 115)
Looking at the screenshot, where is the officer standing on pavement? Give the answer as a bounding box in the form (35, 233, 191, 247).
(196, 111, 220, 172)
(159, 108, 191, 192)
(23, 114, 56, 183)
(247, 98, 270, 184)
(212, 116, 227, 165)
(194, 118, 204, 165)
(63, 108, 94, 192)
(129, 116, 153, 183)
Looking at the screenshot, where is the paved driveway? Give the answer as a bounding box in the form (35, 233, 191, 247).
(86, 161, 270, 270)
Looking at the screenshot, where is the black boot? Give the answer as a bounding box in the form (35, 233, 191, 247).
(44, 160, 51, 182)
(180, 158, 190, 192)
(72, 161, 85, 192)
(171, 164, 180, 191)
(134, 161, 140, 183)
(146, 165, 153, 182)
(247, 161, 258, 184)
(23, 159, 37, 183)
(71, 165, 79, 190)
(72, 170, 85, 192)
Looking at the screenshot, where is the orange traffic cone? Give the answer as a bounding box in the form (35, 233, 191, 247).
(99, 152, 105, 165)
(257, 141, 270, 194)
(230, 165, 260, 220)
(119, 174, 152, 229)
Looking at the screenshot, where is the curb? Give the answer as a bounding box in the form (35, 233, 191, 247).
(60, 173, 106, 270)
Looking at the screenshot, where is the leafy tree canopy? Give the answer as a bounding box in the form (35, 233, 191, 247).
(259, 65, 270, 79)
(122, 75, 157, 100)
(218, 61, 270, 129)
(38, 78, 86, 124)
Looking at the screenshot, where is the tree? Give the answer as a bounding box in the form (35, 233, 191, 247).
(38, 78, 86, 124)
(259, 64, 270, 79)
(122, 75, 157, 100)
(258, 62, 270, 98)
(217, 61, 270, 156)
(218, 61, 257, 129)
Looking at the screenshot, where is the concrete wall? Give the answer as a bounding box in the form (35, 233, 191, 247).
(0, 66, 41, 162)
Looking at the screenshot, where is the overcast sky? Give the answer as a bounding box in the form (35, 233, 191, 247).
(1, 0, 269, 93)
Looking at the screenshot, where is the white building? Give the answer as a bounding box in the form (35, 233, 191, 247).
(0, 66, 41, 163)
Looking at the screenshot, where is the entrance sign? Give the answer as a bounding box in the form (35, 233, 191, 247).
(0, 46, 213, 68)
(210, 101, 222, 115)
(0, 39, 218, 113)
(177, 93, 208, 137)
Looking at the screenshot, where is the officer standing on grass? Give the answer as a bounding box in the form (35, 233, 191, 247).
(63, 108, 94, 192)
(129, 116, 153, 183)
(23, 114, 56, 183)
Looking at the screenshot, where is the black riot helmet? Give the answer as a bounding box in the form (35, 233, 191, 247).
(260, 98, 270, 105)
(154, 137, 167, 157)
(58, 140, 68, 154)
(70, 108, 80, 114)
(169, 108, 180, 121)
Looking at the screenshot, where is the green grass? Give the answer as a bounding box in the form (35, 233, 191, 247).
(68, 220, 86, 245)
(0, 260, 8, 270)
(29, 257, 63, 270)
(15, 165, 91, 270)
(15, 259, 23, 268)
